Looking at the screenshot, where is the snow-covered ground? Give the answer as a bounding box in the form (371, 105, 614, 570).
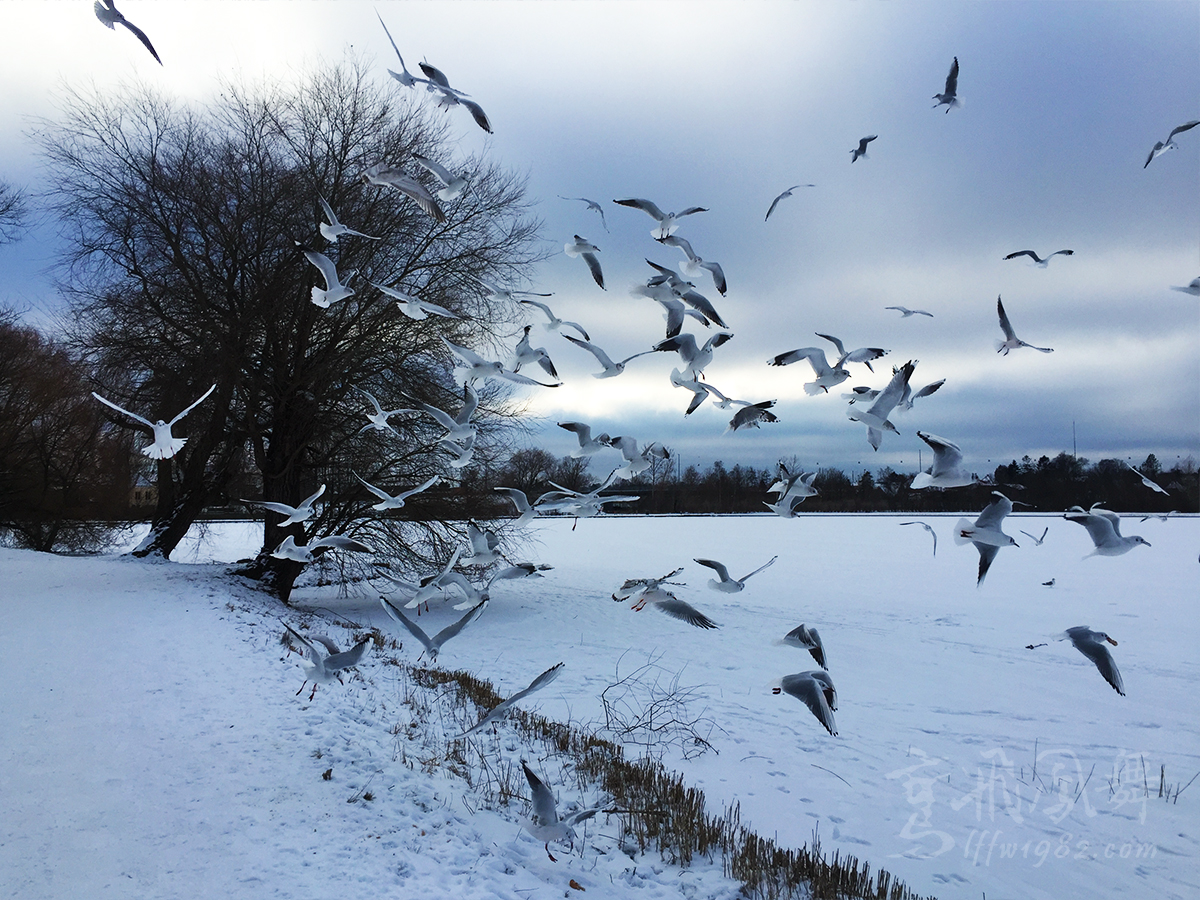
(3, 513, 1198, 900)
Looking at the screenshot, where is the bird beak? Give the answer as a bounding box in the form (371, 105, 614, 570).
(1106, 637, 1118, 646)
(771, 687, 782, 695)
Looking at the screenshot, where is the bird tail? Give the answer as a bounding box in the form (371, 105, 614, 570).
(953, 518, 975, 545)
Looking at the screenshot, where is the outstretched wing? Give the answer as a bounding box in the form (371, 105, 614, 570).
(169, 384, 217, 426)
(91, 392, 154, 429)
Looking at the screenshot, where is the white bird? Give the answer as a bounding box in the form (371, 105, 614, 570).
(764, 184, 815, 221)
(1020, 526, 1048, 546)
(402, 547, 466, 608)
(1139, 511, 1177, 523)
(1027, 627, 1124, 696)
(439, 434, 475, 468)
(559, 196, 608, 231)
(282, 625, 370, 700)
(535, 468, 638, 521)
(494, 486, 536, 527)
(817, 332, 889, 373)
(355, 473, 438, 511)
(375, 11, 429, 88)
(767, 347, 850, 395)
(768, 464, 819, 508)
(897, 377, 945, 413)
(652, 331, 733, 381)
(92, 384, 216, 459)
(380, 595, 487, 662)
(911, 431, 975, 489)
(607, 435, 670, 481)
(1063, 507, 1150, 557)
(271, 534, 373, 564)
(642, 259, 729, 327)
(369, 281, 459, 319)
(356, 388, 409, 436)
(454, 663, 565, 739)
(899, 521, 937, 556)
(241, 484, 326, 526)
(693, 555, 777, 593)
(564, 235, 605, 289)
(94, 0, 161, 65)
(411, 153, 471, 201)
(781, 624, 826, 668)
(512, 326, 559, 379)
(1124, 460, 1169, 495)
(443, 339, 560, 387)
(670, 368, 713, 416)
(317, 196, 381, 243)
(727, 400, 779, 432)
(558, 421, 612, 457)
(996, 296, 1053, 354)
(562, 334, 653, 378)
(520, 761, 609, 861)
(443, 561, 552, 611)
(463, 521, 503, 566)
(1144, 120, 1200, 168)
(406, 383, 479, 443)
(613, 197, 708, 239)
(611, 567, 683, 601)
(627, 585, 719, 629)
(1003, 249, 1074, 267)
(1169, 277, 1200, 296)
(850, 135, 877, 163)
(954, 491, 1019, 585)
(655, 234, 727, 295)
(773, 671, 837, 736)
(517, 298, 589, 340)
(932, 57, 960, 111)
(294, 242, 356, 308)
(651, 295, 711, 340)
(417, 62, 492, 133)
(886, 305, 933, 318)
(362, 163, 447, 222)
(847, 359, 915, 450)
(476, 277, 553, 304)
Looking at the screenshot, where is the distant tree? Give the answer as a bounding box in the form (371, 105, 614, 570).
(496, 448, 558, 499)
(39, 59, 543, 597)
(0, 179, 26, 244)
(1141, 454, 1161, 477)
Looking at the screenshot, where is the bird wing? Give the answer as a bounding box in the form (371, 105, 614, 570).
(91, 392, 154, 429)
(649, 593, 718, 629)
(358, 387, 386, 416)
(297, 483, 327, 510)
(242, 499, 300, 517)
(431, 599, 489, 650)
(679, 290, 727, 328)
(912, 379, 945, 402)
(975, 492, 1013, 530)
(740, 555, 778, 582)
(494, 487, 531, 513)
(411, 153, 455, 185)
(325, 639, 370, 672)
(815, 332, 847, 359)
(779, 673, 837, 735)
(768, 347, 829, 373)
(1068, 630, 1125, 695)
(581, 252, 605, 289)
(563, 334, 615, 370)
(504, 662, 565, 706)
(1167, 120, 1200, 140)
(1144, 141, 1165, 168)
(355, 473, 395, 502)
(1064, 511, 1118, 546)
(521, 762, 561, 826)
(700, 260, 727, 295)
(379, 596, 435, 652)
(693, 558, 731, 582)
(996, 296, 1018, 341)
(865, 360, 914, 420)
(917, 431, 962, 473)
(398, 475, 439, 501)
(418, 60, 452, 88)
(658, 233, 697, 260)
(974, 542, 1000, 585)
(1004, 250, 1039, 262)
(317, 194, 340, 228)
(113, 8, 163, 65)
(283, 624, 322, 665)
(310, 535, 374, 554)
(944, 57, 959, 95)
(459, 98, 492, 133)
(614, 197, 665, 220)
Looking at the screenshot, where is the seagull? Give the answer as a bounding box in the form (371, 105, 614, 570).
(1144, 120, 1200, 168)
(463, 521, 503, 566)
(768, 463, 818, 505)
(476, 277, 553, 304)
(517, 298, 589, 341)
(401, 547, 466, 608)
(362, 164, 447, 222)
(670, 368, 714, 416)
(1139, 511, 1177, 523)
(1063, 507, 1150, 557)
(406, 383, 479, 443)
(850, 135, 878, 163)
(817, 332, 889, 372)
(1042, 578, 1056, 587)
(559, 196, 608, 231)
(317, 196, 381, 243)
(356, 387, 410, 436)
(94, 0, 161, 64)
(379, 595, 487, 662)
(1170, 277, 1200, 296)
(1020, 526, 1048, 546)
(767, 347, 850, 395)
(932, 57, 960, 111)
(443, 339, 560, 388)
(613, 197, 708, 239)
(627, 585, 719, 629)
(454, 663, 565, 739)
(417, 62, 492, 133)
(354, 473, 438, 511)
(727, 400, 779, 431)
(562, 334, 654, 378)
(846, 359, 915, 450)
(443, 561, 555, 610)
(376, 11, 430, 88)
(535, 468, 638, 521)
(641, 259, 729, 327)
(651, 295, 711, 340)
(886, 306, 933, 318)
(896, 377, 945, 413)
(1027, 627, 1124, 696)
(781, 625, 826, 668)
(655, 234, 727, 295)
(294, 241, 356, 308)
(1124, 460, 1169, 495)
(1003, 249, 1074, 267)
(563, 235, 605, 289)
(558, 421, 612, 457)
(271, 534, 373, 564)
(693, 556, 777, 593)
(369, 281, 459, 319)
(520, 761, 610, 862)
(607, 435, 670, 481)
(241, 484, 327, 526)
(282, 625, 369, 700)
(764, 184, 815, 221)
(652, 331, 734, 381)
(512, 326, 559, 379)
(996, 296, 1053, 354)
(494, 487, 537, 527)
(954, 491, 1019, 585)
(91, 385, 216, 459)
(899, 521, 937, 556)
(911, 431, 975, 489)
(773, 671, 837, 736)
(612, 567, 683, 601)
(439, 434, 475, 468)
(411, 153, 471, 201)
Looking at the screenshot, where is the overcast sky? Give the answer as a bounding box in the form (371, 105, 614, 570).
(1, 1, 1197, 477)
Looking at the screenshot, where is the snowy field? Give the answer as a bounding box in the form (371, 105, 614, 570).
(3, 513, 1198, 900)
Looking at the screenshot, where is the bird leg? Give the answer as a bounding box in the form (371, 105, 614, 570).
(545, 842, 557, 863)
(309, 683, 318, 701)
(296, 681, 308, 697)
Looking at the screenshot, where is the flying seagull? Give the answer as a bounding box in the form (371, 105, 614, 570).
(520, 761, 610, 861)
(693, 556, 777, 593)
(954, 491, 1020, 585)
(773, 671, 838, 736)
(317, 196, 380, 243)
(932, 57, 960, 111)
(614, 197, 708, 239)
(1144, 120, 1200, 168)
(94, 0, 161, 65)
(1003, 249, 1074, 267)
(1170, 277, 1200, 296)
(608, 435, 670, 481)
(454, 663, 564, 738)
(1063, 507, 1150, 557)
(1027, 627, 1124, 696)
(626, 585, 718, 630)
(417, 62, 492, 133)
(846, 359, 915, 450)
(850, 135, 877, 163)
(493, 486, 536, 527)
(910, 431, 975, 489)
(817, 332, 888, 372)
(375, 11, 429, 88)
(443, 339, 560, 387)
(370, 281, 459, 320)
(559, 196, 608, 231)
(768, 347, 850, 396)
(355, 388, 409, 436)
(564, 235, 605, 289)
(241, 484, 326, 526)
(781, 625, 826, 668)
(411, 153, 471, 202)
(512, 326, 560, 379)
(561, 334, 653, 378)
(727, 400, 779, 432)
(91, 384, 216, 459)
(764, 184, 815, 221)
(1020, 527, 1048, 546)
(996, 296, 1053, 354)
(558, 421, 612, 457)
(380, 595, 488, 662)
(282, 624, 370, 700)
(405, 383, 478, 443)
(271, 534, 374, 564)
(653, 331, 734, 381)
(899, 521, 937, 556)
(885, 306, 933, 318)
(294, 242, 356, 308)
(354, 473, 439, 511)
(517, 298, 589, 340)
(362, 164, 447, 222)
(1124, 460, 1169, 495)
(656, 234, 727, 295)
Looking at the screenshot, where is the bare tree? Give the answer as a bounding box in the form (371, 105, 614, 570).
(38, 58, 545, 598)
(0, 179, 26, 244)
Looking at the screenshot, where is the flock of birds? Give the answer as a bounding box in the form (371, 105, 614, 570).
(83, 4, 1197, 859)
